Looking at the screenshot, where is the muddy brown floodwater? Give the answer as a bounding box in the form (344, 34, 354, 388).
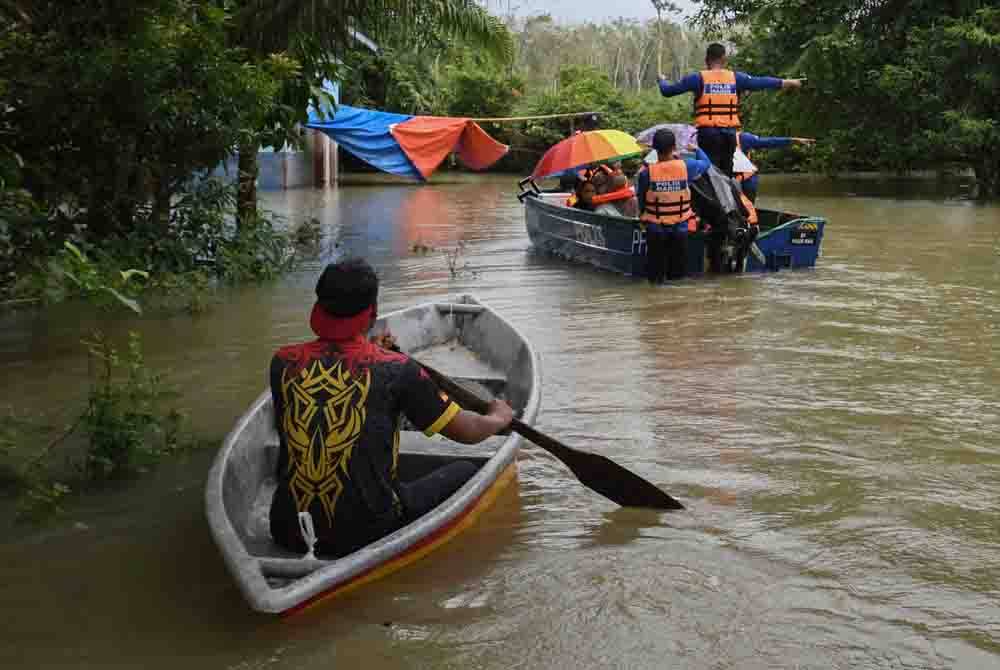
(1, 174, 998, 669)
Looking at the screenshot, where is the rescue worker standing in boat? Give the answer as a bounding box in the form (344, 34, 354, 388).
(657, 43, 804, 177)
(637, 129, 711, 283)
(268, 258, 513, 559)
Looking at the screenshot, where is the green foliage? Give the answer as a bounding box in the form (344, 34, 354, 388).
(0, 234, 196, 523)
(338, 14, 704, 174)
(236, 0, 514, 65)
(342, 47, 446, 115)
(290, 217, 323, 248)
(1, 328, 188, 524)
(216, 214, 296, 283)
(499, 66, 688, 172)
(442, 62, 524, 120)
(3, 178, 307, 313)
(81, 331, 180, 482)
(94, 178, 298, 283)
(0, 0, 295, 235)
(44, 242, 148, 314)
(16, 479, 72, 525)
(513, 15, 703, 95)
(0, 403, 75, 524)
(233, 0, 514, 215)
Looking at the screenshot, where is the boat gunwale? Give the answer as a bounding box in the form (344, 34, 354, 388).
(204, 294, 541, 614)
(524, 190, 826, 233)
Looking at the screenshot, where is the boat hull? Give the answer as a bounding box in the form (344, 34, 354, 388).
(205, 295, 541, 615)
(524, 193, 825, 277)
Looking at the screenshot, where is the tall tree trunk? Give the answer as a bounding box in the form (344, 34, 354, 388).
(636, 39, 654, 94)
(113, 140, 137, 232)
(151, 172, 171, 229)
(613, 46, 622, 88)
(237, 141, 259, 228)
(974, 160, 999, 200)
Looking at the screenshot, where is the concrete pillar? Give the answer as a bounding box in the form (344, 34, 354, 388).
(330, 139, 338, 184)
(307, 129, 339, 186)
(310, 129, 329, 186)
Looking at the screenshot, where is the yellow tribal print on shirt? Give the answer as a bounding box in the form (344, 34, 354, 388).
(280, 359, 371, 524)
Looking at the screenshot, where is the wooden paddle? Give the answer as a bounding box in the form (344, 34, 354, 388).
(412, 357, 685, 511)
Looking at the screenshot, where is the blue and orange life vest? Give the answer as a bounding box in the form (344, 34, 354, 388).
(695, 69, 740, 128)
(640, 160, 693, 226)
(739, 190, 758, 226)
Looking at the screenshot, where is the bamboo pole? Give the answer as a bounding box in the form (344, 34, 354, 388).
(468, 111, 599, 123)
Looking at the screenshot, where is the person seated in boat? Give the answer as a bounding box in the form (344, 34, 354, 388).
(268, 258, 514, 559)
(557, 168, 579, 193)
(657, 43, 804, 177)
(577, 163, 613, 186)
(637, 129, 712, 283)
(608, 161, 632, 188)
(570, 178, 598, 211)
(734, 132, 815, 202)
(593, 173, 639, 218)
(590, 168, 612, 196)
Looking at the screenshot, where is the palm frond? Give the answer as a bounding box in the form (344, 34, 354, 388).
(236, 0, 512, 63)
(423, 1, 514, 62)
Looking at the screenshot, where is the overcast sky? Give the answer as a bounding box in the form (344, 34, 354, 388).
(482, 0, 699, 24)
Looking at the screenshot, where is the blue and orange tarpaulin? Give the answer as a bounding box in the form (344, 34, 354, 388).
(306, 105, 508, 181)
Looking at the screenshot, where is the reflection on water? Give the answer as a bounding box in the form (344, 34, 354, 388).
(1, 174, 999, 668)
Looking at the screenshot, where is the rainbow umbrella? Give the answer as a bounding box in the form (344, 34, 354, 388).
(531, 130, 646, 179)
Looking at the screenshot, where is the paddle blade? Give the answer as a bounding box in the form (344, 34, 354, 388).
(555, 446, 685, 510)
(412, 355, 684, 510)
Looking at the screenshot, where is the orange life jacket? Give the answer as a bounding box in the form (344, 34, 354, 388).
(591, 186, 634, 205)
(739, 190, 758, 226)
(695, 69, 740, 128)
(640, 160, 693, 226)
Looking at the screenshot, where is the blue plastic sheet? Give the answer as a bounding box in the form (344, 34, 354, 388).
(306, 105, 422, 180)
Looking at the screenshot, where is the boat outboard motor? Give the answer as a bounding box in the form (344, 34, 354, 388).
(689, 165, 757, 273)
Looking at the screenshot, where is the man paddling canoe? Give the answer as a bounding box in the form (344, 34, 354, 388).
(268, 258, 513, 558)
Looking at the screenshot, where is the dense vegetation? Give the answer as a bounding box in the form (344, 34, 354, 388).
(0, 0, 513, 521)
(341, 13, 706, 172)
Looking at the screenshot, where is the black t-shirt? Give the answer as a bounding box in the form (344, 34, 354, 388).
(268, 336, 459, 558)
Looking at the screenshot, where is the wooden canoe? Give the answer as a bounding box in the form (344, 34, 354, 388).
(205, 295, 541, 615)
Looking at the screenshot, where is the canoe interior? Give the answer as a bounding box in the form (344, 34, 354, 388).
(212, 296, 536, 604)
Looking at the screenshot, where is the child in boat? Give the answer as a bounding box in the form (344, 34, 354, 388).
(593, 173, 639, 218)
(267, 259, 513, 559)
(572, 179, 598, 211)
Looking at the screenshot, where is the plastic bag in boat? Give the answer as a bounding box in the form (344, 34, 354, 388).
(689, 165, 757, 272)
(689, 165, 747, 228)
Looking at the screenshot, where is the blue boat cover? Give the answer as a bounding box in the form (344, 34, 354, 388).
(306, 105, 422, 180)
